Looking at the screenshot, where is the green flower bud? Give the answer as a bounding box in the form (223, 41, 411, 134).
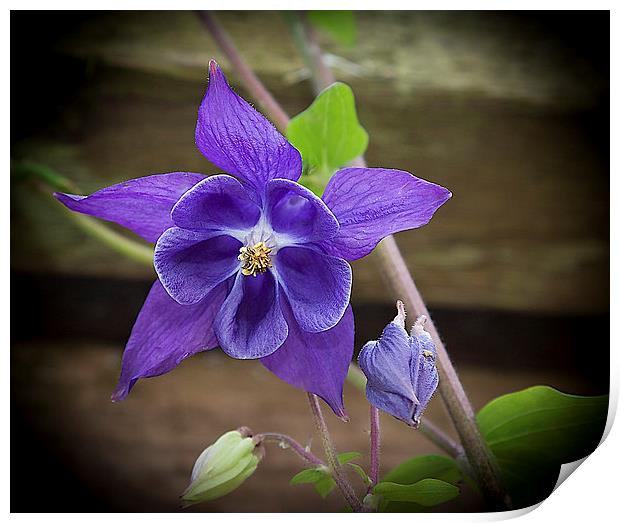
(181, 427, 263, 506)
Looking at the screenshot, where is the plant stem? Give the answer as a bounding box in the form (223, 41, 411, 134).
(417, 418, 464, 462)
(254, 432, 324, 466)
(64, 210, 155, 267)
(346, 363, 464, 461)
(369, 406, 380, 487)
(200, 11, 510, 509)
(282, 12, 333, 94)
(307, 394, 363, 512)
(13, 161, 155, 268)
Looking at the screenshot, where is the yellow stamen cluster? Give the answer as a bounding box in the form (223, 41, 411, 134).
(422, 350, 435, 360)
(238, 241, 273, 277)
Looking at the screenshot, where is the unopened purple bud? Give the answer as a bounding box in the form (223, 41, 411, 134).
(358, 302, 439, 426)
(409, 315, 439, 424)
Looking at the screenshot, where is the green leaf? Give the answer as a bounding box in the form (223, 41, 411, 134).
(374, 479, 460, 506)
(378, 455, 462, 512)
(337, 451, 361, 465)
(307, 11, 357, 47)
(477, 386, 608, 508)
(383, 454, 462, 486)
(290, 466, 336, 498)
(287, 82, 368, 195)
(314, 475, 337, 498)
(347, 463, 371, 486)
(290, 468, 326, 485)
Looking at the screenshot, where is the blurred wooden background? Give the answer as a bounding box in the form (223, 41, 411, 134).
(12, 11, 609, 314)
(11, 11, 609, 513)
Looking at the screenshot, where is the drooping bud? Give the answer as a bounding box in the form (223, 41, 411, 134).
(358, 301, 439, 426)
(181, 427, 263, 507)
(409, 315, 439, 424)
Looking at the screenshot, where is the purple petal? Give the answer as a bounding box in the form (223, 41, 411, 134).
(410, 332, 439, 423)
(358, 323, 417, 401)
(215, 271, 288, 359)
(366, 387, 416, 426)
(275, 246, 351, 333)
(265, 179, 339, 244)
(171, 174, 260, 233)
(196, 61, 302, 199)
(154, 228, 241, 305)
(261, 304, 354, 418)
(320, 168, 451, 260)
(54, 172, 205, 243)
(112, 280, 227, 401)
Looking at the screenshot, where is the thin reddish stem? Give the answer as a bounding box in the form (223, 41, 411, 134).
(307, 394, 363, 512)
(369, 406, 380, 488)
(254, 432, 324, 466)
(196, 11, 290, 132)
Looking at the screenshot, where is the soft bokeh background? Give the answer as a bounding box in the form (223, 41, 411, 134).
(11, 11, 609, 512)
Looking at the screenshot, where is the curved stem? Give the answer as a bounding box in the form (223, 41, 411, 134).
(254, 432, 324, 466)
(13, 162, 155, 268)
(64, 211, 155, 267)
(307, 394, 363, 512)
(417, 418, 462, 461)
(369, 406, 380, 488)
(282, 12, 334, 94)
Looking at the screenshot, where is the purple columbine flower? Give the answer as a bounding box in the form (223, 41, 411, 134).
(358, 301, 439, 426)
(54, 60, 450, 417)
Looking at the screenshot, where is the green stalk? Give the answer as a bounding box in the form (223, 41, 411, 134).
(307, 393, 363, 512)
(13, 161, 154, 268)
(61, 207, 154, 266)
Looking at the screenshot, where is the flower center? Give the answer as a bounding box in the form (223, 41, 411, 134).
(238, 241, 273, 277)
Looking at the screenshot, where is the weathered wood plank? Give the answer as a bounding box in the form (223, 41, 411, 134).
(11, 11, 608, 313)
(12, 340, 600, 511)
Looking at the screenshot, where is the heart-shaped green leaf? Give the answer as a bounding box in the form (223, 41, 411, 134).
(477, 386, 608, 508)
(287, 82, 368, 195)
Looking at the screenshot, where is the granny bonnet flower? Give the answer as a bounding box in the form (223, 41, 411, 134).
(55, 60, 450, 417)
(358, 301, 439, 426)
